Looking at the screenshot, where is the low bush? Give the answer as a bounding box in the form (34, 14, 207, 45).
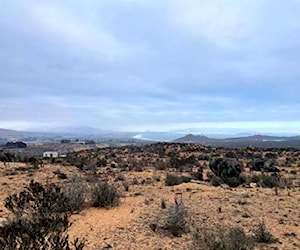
(4, 180, 71, 215)
(226, 177, 244, 188)
(191, 225, 254, 250)
(259, 174, 279, 188)
(91, 182, 120, 208)
(209, 175, 223, 187)
(254, 174, 292, 189)
(0, 181, 85, 249)
(248, 158, 279, 172)
(165, 173, 191, 186)
(62, 178, 86, 213)
(191, 167, 204, 181)
(164, 200, 188, 236)
(0, 213, 86, 250)
(209, 158, 243, 187)
(155, 161, 167, 170)
(252, 222, 277, 244)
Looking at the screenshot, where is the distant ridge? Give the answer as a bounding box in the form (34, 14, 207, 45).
(0, 128, 24, 137)
(174, 134, 300, 149)
(0, 127, 141, 144)
(1, 127, 300, 148)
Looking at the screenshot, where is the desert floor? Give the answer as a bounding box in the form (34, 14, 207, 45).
(0, 144, 300, 249)
(0, 159, 299, 250)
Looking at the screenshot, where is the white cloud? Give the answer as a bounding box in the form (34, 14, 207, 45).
(125, 121, 300, 133)
(0, 0, 299, 133)
(25, 2, 128, 62)
(169, 0, 252, 48)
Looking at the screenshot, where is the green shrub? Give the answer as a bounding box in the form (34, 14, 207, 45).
(226, 177, 243, 188)
(165, 173, 191, 186)
(91, 182, 120, 208)
(209, 158, 243, 187)
(210, 175, 223, 187)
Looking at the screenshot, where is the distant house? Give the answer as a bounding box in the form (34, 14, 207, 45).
(43, 151, 59, 158)
(76, 141, 86, 144)
(5, 141, 27, 149)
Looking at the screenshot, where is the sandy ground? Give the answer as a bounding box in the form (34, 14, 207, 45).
(0, 162, 299, 250)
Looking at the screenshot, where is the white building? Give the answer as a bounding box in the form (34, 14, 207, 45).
(43, 151, 59, 158)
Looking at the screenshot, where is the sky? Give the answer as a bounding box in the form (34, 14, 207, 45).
(0, 0, 300, 133)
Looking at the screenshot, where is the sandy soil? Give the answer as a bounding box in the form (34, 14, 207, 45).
(0, 148, 299, 250)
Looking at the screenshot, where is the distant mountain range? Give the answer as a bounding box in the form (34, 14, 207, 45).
(1, 128, 300, 148)
(174, 134, 300, 148)
(47, 126, 110, 135)
(0, 128, 61, 143)
(0, 128, 18, 136)
(0, 128, 35, 137)
(0, 128, 138, 143)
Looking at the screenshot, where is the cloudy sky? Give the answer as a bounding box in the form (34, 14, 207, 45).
(0, 0, 300, 133)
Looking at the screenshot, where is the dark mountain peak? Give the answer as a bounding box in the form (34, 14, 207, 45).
(174, 133, 211, 143)
(173, 133, 300, 149)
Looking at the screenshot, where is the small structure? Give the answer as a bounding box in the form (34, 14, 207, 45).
(76, 141, 86, 145)
(43, 151, 59, 158)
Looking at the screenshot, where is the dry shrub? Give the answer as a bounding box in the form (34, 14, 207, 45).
(0, 181, 85, 249)
(91, 182, 120, 208)
(62, 177, 86, 213)
(252, 222, 277, 244)
(164, 199, 189, 236)
(191, 225, 254, 250)
(165, 173, 191, 186)
(257, 174, 292, 188)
